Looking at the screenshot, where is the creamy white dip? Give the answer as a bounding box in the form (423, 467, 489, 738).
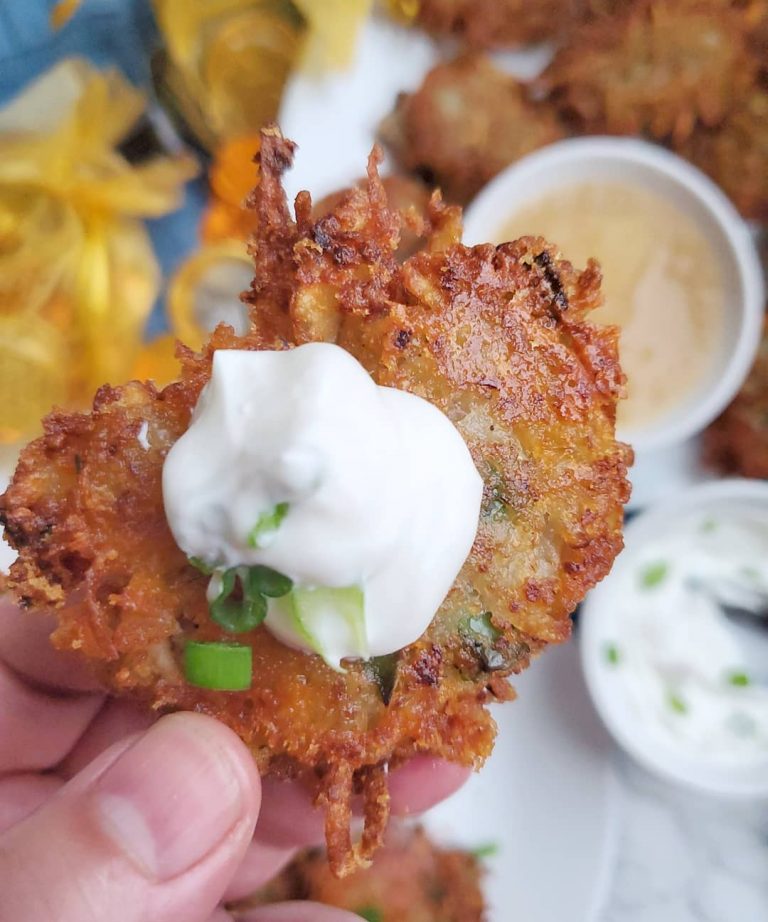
(163, 344, 482, 668)
(601, 512, 768, 765)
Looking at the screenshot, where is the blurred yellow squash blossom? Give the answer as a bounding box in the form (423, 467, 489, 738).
(0, 58, 197, 442)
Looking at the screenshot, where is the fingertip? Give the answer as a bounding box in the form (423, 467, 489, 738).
(0, 601, 101, 694)
(59, 698, 155, 780)
(93, 711, 262, 881)
(388, 756, 470, 815)
(0, 713, 263, 922)
(254, 776, 326, 849)
(224, 841, 296, 903)
(254, 757, 469, 850)
(0, 774, 63, 833)
(0, 660, 104, 774)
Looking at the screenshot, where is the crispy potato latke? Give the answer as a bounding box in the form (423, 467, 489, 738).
(0, 127, 630, 876)
(539, 0, 758, 144)
(233, 825, 486, 921)
(413, 0, 585, 47)
(678, 87, 768, 220)
(314, 173, 432, 261)
(380, 54, 564, 204)
(703, 316, 768, 478)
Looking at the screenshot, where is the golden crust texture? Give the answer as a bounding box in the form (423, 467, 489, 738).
(677, 87, 768, 220)
(703, 316, 768, 477)
(539, 0, 758, 144)
(380, 54, 565, 204)
(0, 128, 630, 877)
(413, 0, 586, 47)
(234, 825, 486, 921)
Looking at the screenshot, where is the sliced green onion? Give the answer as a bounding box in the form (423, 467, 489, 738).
(728, 671, 751, 687)
(210, 568, 267, 633)
(246, 564, 293, 598)
(640, 561, 668, 589)
(184, 641, 252, 690)
(604, 643, 621, 665)
(289, 585, 366, 657)
(248, 502, 290, 548)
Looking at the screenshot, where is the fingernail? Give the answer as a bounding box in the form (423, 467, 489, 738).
(93, 713, 250, 880)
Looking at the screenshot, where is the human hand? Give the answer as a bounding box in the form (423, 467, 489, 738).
(0, 601, 469, 922)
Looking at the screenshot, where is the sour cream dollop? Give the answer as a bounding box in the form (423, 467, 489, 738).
(162, 344, 483, 668)
(600, 511, 768, 766)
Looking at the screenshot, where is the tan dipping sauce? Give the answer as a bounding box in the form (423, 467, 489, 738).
(501, 183, 725, 432)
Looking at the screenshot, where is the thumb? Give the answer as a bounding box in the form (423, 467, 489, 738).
(0, 712, 260, 922)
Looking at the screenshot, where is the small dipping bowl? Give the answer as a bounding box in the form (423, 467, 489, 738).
(462, 138, 765, 454)
(580, 479, 768, 798)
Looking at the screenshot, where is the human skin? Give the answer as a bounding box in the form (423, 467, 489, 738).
(0, 600, 469, 922)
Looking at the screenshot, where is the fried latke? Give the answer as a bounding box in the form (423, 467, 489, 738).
(703, 316, 768, 478)
(380, 54, 565, 204)
(539, 0, 758, 144)
(0, 127, 630, 877)
(314, 173, 432, 260)
(677, 87, 768, 220)
(412, 0, 585, 47)
(234, 826, 485, 921)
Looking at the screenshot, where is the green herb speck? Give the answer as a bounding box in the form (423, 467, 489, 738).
(463, 611, 500, 642)
(640, 561, 668, 589)
(604, 643, 621, 666)
(471, 842, 499, 859)
(482, 463, 511, 522)
(741, 567, 760, 581)
(700, 518, 718, 533)
(248, 502, 290, 548)
(667, 692, 688, 714)
(728, 671, 751, 687)
(356, 907, 383, 922)
(189, 556, 214, 575)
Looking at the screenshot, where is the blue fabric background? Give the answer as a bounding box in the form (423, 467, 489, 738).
(0, 0, 207, 338)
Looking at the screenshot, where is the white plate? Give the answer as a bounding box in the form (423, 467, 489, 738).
(422, 642, 620, 922)
(279, 18, 439, 204)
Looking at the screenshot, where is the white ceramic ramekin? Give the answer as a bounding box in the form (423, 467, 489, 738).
(580, 479, 768, 798)
(462, 138, 765, 454)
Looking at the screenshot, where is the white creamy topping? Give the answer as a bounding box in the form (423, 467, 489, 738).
(602, 512, 768, 765)
(162, 344, 482, 668)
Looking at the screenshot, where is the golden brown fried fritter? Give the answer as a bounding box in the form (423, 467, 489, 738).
(233, 826, 486, 922)
(314, 173, 432, 260)
(539, 0, 758, 144)
(380, 54, 565, 204)
(0, 127, 630, 877)
(412, 0, 585, 47)
(703, 316, 768, 477)
(677, 87, 768, 220)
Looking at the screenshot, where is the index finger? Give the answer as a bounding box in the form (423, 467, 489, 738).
(0, 598, 100, 694)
